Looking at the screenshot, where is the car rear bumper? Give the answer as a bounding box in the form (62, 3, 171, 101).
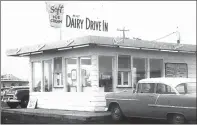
(104, 107, 108, 111)
(2, 98, 20, 103)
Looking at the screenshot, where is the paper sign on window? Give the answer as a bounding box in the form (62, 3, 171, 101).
(27, 98, 37, 109)
(165, 63, 188, 78)
(71, 69, 77, 80)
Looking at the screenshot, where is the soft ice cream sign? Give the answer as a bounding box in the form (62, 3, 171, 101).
(46, 2, 108, 32)
(46, 2, 64, 28)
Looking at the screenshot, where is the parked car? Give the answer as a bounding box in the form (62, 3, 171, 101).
(2, 86, 29, 108)
(105, 78, 196, 124)
(1, 87, 10, 100)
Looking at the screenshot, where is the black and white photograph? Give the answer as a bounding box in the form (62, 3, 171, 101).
(1, 1, 196, 124)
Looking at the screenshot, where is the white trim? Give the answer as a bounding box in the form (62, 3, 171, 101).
(116, 85, 131, 88)
(99, 44, 117, 47)
(160, 49, 170, 52)
(19, 53, 30, 56)
(106, 98, 139, 101)
(73, 44, 89, 49)
(119, 46, 140, 50)
(179, 51, 196, 54)
(31, 51, 43, 55)
(141, 48, 159, 51)
(58, 47, 72, 51)
(148, 104, 196, 109)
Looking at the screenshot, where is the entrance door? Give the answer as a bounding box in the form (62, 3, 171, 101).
(99, 56, 115, 92)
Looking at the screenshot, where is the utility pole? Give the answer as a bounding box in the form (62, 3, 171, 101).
(117, 27, 129, 43)
(176, 27, 180, 44)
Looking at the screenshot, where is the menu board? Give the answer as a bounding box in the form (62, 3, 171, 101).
(165, 63, 188, 78)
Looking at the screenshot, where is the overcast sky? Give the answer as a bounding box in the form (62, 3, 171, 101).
(1, 1, 196, 80)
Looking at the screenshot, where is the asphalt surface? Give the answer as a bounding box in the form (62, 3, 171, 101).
(1, 101, 167, 124)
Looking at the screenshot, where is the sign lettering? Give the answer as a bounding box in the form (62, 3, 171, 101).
(46, 2, 64, 28)
(65, 15, 108, 32)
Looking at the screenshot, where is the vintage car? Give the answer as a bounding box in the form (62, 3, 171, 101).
(1, 87, 10, 100)
(2, 86, 29, 108)
(105, 78, 196, 124)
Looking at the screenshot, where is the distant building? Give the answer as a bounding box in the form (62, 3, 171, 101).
(1, 74, 29, 88)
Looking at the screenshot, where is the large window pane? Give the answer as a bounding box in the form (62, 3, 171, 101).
(118, 55, 131, 86)
(99, 56, 113, 92)
(133, 58, 145, 86)
(67, 58, 77, 92)
(150, 59, 163, 78)
(44, 60, 52, 92)
(118, 71, 130, 85)
(118, 55, 131, 69)
(80, 57, 92, 87)
(54, 57, 63, 87)
(32, 62, 42, 92)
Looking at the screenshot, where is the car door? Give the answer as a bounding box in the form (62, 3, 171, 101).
(128, 83, 159, 118)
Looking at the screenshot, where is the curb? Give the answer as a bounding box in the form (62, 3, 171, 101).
(1, 108, 112, 124)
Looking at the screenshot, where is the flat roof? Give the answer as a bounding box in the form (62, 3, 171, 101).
(6, 35, 196, 56)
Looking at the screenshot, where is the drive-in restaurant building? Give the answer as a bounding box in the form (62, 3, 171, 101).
(6, 35, 196, 111)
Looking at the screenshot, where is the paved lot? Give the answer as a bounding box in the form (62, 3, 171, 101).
(1, 101, 167, 124)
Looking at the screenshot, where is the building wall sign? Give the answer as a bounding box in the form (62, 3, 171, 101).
(46, 2, 64, 28)
(66, 15, 108, 32)
(165, 63, 188, 78)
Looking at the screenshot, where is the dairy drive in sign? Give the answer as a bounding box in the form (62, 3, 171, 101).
(46, 3, 108, 32)
(46, 2, 64, 28)
(66, 15, 108, 32)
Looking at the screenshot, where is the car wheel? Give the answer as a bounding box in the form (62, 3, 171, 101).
(20, 97, 29, 108)
(7, 102, 18, 109)
(110, 104, 123, 121)
(168, 114, 186, 124)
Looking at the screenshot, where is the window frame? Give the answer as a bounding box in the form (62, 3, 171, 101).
(80, 56, 92, 87)
(32, 61, 42, 92)
(53, 57, 63, 88)
(43, 59, 53, 92)
(117, 55, 132, 87)
(66, 57, 78, 87)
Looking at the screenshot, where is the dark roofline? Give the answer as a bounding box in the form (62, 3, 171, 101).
(6, 35, 196, 56)
(1, 80, 29, 82)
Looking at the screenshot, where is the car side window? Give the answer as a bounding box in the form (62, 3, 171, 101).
(156, 83, 176, 94)
(140, 83, 155, 93)
(175, 83, 185, 94)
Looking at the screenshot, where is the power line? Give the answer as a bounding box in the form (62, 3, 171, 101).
(152, 31, 177, 41)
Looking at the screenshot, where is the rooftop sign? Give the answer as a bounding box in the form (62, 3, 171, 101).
(46, 2, 108, 32)
(66, 15, 108, 32)
(46, 2, 64, 28)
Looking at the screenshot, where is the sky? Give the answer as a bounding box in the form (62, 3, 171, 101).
(1, 1, 196, 80)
